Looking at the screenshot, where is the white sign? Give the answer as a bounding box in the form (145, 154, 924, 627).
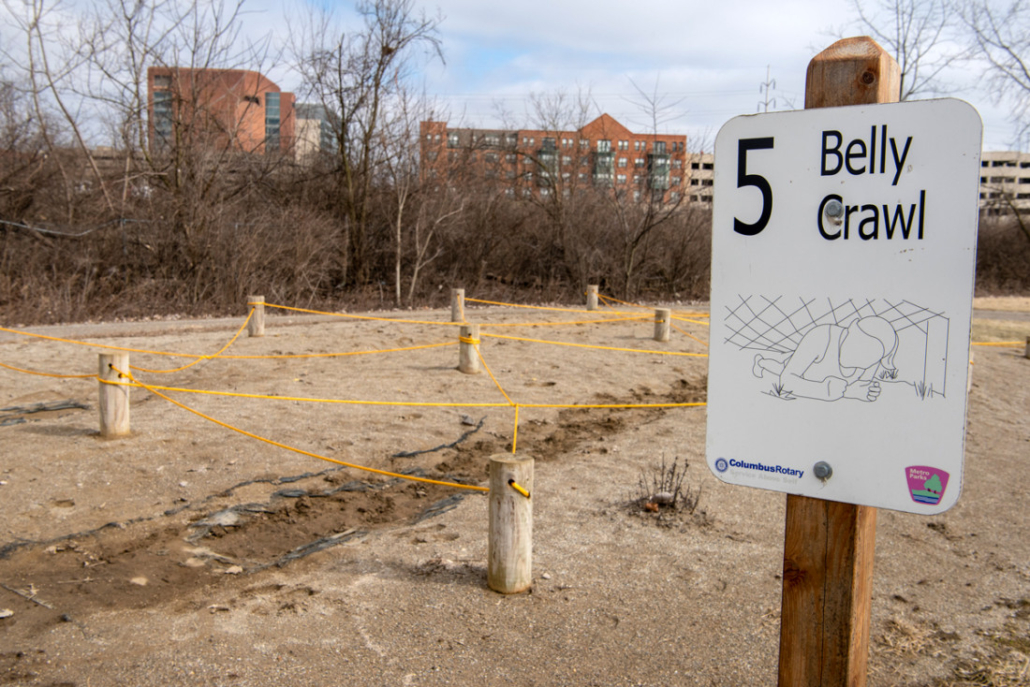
(706, 99, 982, 514)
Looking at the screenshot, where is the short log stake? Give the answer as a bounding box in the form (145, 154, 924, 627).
(451, 288, 465, 323)
(98, 353, 130, 438)
(488, 453, 533, 594)
(654, 308, 671, 342)
(1024, 336, 1029, 359)
(586, 285, 598, 311)
(458, 324, 481, 374)
(777, 36, 899, 687)
(247, 295, 265, 337)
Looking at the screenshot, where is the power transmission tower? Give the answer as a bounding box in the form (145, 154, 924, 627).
(758, 65, 776, 113)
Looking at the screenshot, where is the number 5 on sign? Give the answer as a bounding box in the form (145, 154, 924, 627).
(734, 137, 775, 236)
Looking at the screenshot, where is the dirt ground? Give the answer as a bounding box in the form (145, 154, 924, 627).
(0, 298, 1028, 687)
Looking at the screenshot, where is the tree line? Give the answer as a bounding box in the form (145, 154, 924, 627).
(0, 0, 1027, 325)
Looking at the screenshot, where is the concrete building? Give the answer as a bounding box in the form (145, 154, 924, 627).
(294, 103, 337, 161)
(420, 114, 691, 204)
(979, 150, 1030, 215)
(147, 67, 295, 155)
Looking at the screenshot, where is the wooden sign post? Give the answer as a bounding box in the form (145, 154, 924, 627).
(777, 37, 900, 687)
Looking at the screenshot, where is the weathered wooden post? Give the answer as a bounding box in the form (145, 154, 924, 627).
(98, 353, 130, 438)
(488, 453, 533, 594)
(451, 288, 465, 323)
(654, 308, 671, 342)
(776, 37, 900, 687)
(458, 324, 480, 374)
(247, 295, 265, 337)
(586, 285, 598, 311)
(1025, 336, 1029, 359)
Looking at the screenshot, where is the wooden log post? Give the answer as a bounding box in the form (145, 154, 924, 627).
(586, 285, 599, 311)
(98, 353, 130, 438)
(247, 295, 265, 337)
(451, 288, 465, 323)
(458, 324, 481, 374)
(488, 453, 534, 594)
(1025, 336, 1029, 359)
(777, 36, 899, 687)
(654, 308, 671, 342)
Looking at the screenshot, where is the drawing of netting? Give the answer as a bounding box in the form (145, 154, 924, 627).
(723, 296, 951, 399)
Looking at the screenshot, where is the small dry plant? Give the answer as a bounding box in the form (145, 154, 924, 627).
(634, 455, 702, 515)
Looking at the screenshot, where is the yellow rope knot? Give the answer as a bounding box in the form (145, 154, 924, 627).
(459, 336, 480, 345)
(508, 479, 530, 499)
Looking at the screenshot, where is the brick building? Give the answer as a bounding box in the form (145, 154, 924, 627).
(147, 67, 295, 155)
(420, 114, 691, 203)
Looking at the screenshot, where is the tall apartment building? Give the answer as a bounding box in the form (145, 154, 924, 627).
(420, 114, 690, 204)
(294, 103, 338, 160)
(979, 151, 1030, 214)
(147, 67, 295, 155)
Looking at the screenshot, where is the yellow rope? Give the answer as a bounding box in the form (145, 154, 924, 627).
(130, 309, 253, 373)
(217, 341, 458, 360)
(459, 336, 481, 345)
(472, 341, 515, 406)
(465, 297, 635, 316)
(104, 370, 488, 493)
(511, 404, 520, 454)
(598, 293, 710, 320)
(670, 323, 709, 348)
(263, 302, 465, 327)
(509, 479, 530, 498)
(0, 360, 94, 379)
(480, 332, 708, 357)
(92, 380, 512, 408)
(480, 315, 652, 328)
(0, 326, 209, 357)
(0, 324, 456, 362)
(671, 315, 711, 326)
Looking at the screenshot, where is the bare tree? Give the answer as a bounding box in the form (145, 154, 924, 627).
(963, 0, 1030, 141)
(291, 0, 442, 288)
(842, 0, 966, 100)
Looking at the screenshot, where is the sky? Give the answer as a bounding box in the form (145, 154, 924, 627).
(0, 0, 1021, 151)
(409, 0, 1017, 151)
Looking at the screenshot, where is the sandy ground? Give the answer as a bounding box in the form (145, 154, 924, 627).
(0, 299, 1028, 687)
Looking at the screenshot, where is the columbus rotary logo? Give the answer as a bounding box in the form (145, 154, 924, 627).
(906, 465, 950, 506)
(715, 458, 729, 473)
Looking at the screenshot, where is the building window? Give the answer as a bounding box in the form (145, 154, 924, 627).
(562, 137, 573, 148)
(426, 151, 438, 161)
(264, 93, 280, 151)
(691, 162, 700, 170)
(579, 139, 589, 149)
(484, 134, 500, 147)
(579, 173, 589, 181)
(702, 162, 714, 170)
(633, 191, 641, 202)
(597, 140, 611, 153)
(506, 133, 517, 146)
(671, 176, 681, 185)
(635, 158, 645, 167)
(618, 140, 628, 150)
(653, 141, 666, 154)
(618, 157, 627, 168)
(485, 153, 499, 163)
(506, 153, 517, 163)
(153, 90, 173, 143)
(617, 174, 627, 184)
(448, 133, 459, 147)
(672, 159, 682, 168)
(505, 188, 515, 197)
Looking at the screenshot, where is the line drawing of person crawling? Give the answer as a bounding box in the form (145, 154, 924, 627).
(751, 316, 899, 402)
